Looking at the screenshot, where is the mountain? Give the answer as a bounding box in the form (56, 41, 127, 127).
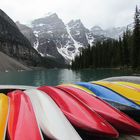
(0, 9, 132, 68)
(31, 13, 68, 64)
(90, 26, 105, 36)
(91, 26, 126, 39)
(16, 21, 37, 47)
(16, 20, 68, 67)
(66, 19, 94, 48)
(17, 13, 128, 63)
(0, 9, 41, 67)
(31, 13, 95, 62)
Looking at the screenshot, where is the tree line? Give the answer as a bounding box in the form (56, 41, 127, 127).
(71, 6, 140, 70)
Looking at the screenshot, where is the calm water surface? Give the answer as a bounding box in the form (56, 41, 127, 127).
(0, 69, 133, 86)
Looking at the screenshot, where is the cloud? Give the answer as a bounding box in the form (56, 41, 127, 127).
(0, 0, 139, 29)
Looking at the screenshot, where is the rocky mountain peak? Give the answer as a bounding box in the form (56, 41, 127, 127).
(16, 12, 128, 63)
(68, 19, 83, 27)
(31, 13, 65, 30)
(16, 21, 37, 46)
(46, 13, 58, 18)
(91, 25, 126, 39)
(91, 26, 103, 32)
(91, 26, 105, 36)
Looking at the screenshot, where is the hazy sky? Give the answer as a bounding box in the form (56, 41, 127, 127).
(0, 0, 139, 29)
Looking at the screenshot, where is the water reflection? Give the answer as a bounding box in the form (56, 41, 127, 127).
(0, 69, 132, 86)
(58, 69, 81, 85)
(78, 69, 132, 82)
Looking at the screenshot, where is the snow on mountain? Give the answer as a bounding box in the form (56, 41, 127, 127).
(106, 27, 126, 39)
(65, 24, 82, 59)
(91, 26, 106, 36)
(86, 32, 95, 46)
(17, 13, 128, 63)
(16, 21, 37, 46)
(91, 26, 126, 39)
(31, 13, 67, 62)
(30, 14, 95, 62)
(58, 19, 95, 61)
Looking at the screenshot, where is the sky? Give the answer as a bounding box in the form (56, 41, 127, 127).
(0, 0, 139, 29)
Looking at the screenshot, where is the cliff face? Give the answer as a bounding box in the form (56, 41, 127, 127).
(16, 20, 67, 65)
(16, 21, 37, 47)
(0, 9, 41, 66)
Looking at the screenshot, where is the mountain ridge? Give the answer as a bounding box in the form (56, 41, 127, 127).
(17, 13, 130, 63)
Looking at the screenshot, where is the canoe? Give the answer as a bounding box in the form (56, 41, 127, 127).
(0, 85, 36, 90)
(101, 76, 140, 84)
(65, 82, 139, 111)
(76, 82, 140, 110)
(57, 86, 140, 135)
(8, 90, 43, 140)
(57, 85, 140, 135)
(38, 86, 119, 138)
(113, 82, 140, 92)
(61, 84, 94, 94)
(0, 94, 9, 140)
(93, 81, 140, 105)
(24, 89, 82, 140)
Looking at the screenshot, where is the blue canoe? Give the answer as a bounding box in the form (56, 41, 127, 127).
(76, 82, 140, 110)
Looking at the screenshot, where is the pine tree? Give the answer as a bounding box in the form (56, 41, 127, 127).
(122, 30, 130, 67)
(132, 6, 140, 68)
(71, 6, 140, 70)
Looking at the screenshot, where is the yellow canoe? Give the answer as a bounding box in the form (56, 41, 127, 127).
(93, 81, 140, 105)
(61, 84, 95, 95)
(113, 81, 140, 90)
(0, 94, 9, 140)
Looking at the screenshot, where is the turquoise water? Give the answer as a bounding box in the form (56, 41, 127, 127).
(0, 69, 133, 86)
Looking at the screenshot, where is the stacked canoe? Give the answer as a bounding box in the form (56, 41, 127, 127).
(0, 79, 140, 140)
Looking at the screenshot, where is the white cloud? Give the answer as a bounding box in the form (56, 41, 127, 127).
(0, 0, 139, 29)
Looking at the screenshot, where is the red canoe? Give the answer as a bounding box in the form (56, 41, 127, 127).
(57, 85, 140, 135)
(39, 86, 119, 138)
(8, 90, 43, 140)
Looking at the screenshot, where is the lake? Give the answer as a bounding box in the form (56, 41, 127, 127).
(0, 69, 133, 86)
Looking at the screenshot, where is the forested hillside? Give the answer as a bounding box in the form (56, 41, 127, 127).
(71, 6, 140, 70)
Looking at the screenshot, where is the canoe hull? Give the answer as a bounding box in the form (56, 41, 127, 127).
(94, 81, 140, 105)
(39, 86, 119, 138)
(24, 89, 82, 140)
(8, 90, 43, 140)
(57, 85, 140, 135)
(76, 82, 140, 110)
(0, 94, 9, 140)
